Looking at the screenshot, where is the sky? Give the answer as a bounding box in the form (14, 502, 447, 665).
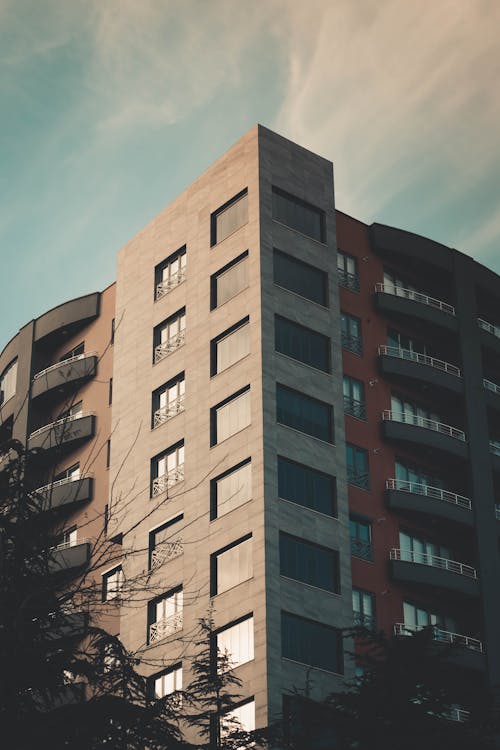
(1, 0, 499, 346)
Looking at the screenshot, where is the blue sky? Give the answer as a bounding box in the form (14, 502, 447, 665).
(1, 0, 499, 346)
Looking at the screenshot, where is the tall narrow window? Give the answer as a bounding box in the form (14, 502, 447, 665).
(337, 250, 359, 292)
(352, 588, 375, 629)
(211, 190, 248, 246)
(277, 456, 336, 517)
(106, 439, 111, 468)
(343, 376, 366, 420)
(151, 441, 185, 497)
(346, 443, 369, 489)
(111, 318, 115, 345)
(149, 514, 183, 570)
(276, 384, 333, 443)
(272, 187, 326, 243)
(152, 373, 185, 428)
(273, 249, 328, 306)
(153, 308, 186, 364)
(155, 246, 187, 300)
(341, 312, 362, 355)
(211, 318, 250, 375)
(281, 611, 343, 673)
(350, 517, 373, 561)
(279, 532, 339, 593)
(148, 587, 183, 644)
(211, 252, 249, 309)
(102, 566, 123, 601)
(216, 615, 254, 670)
(108, 378, 113, 405)
(211, 387, 251, 446)
(211, 535, 253, 596)
(275, 316, 330, 372)
(211, 459, 252, 519)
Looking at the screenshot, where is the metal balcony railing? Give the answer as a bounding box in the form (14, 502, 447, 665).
(386, 478, 472, 510)
(353, 613, 376, 630)
(338, 268, 360, 292)
(478, 317, 500, 339)
(36, 474, 85, 494)
(483, 378, 500, 396)
(152, 465, 185, 496)
(150, 539, 183, 570)
(347, 470, 370, 490)
(350, 538, 373, 561)
(390, 548, 477, 579)
(156, 267, 187, 300)
(29, 412, 90, 439)
(149, 611, 183, 643)
(449, 707, 471, 723)
(153, 393, 185, 428)
(490, 441, 500, 457)
(343, 395, 367, 420)
(341, 332, 362, 355)
(52, 538, 90, 553)
(381, 410, 466, 442)
(154, 330, 186, 364)
(374, 283, 455, 315)
(33, 352, 97, 381)
(378, 345, 461, 377)
(394, 623, 483, 652)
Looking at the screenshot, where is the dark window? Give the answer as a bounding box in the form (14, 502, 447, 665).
(210, 386, 251, 446)
(211, 189, 248, 246)
(279, 532, 339, 593)
(277, 456, 336, 516)
(111, 318, 115, 345)
(60, 342, 84, 361)
(282, 695, 336, 749)
(210, 251, 249, 309)
(337, 250, 359, 292)
(275, 315, 330, 372)
(102, 566, 123, 602)
(149, 514, 183, 570)
(273, 249, 328, 306)
(108, 378, 113, 405)
(211, 317, 250, 376)
(0, 359, 17, 406)
(272, 187, 326, 243)
(210, 534, 252, 596)
(281, 611, 343, 673)
(341, 312, 362, 355)
(153, 308, 186, 364)
(343, 375, 366, 420)
(346, 443, 369, 489)
(352, 588, 376, 629)
(210, 458, 252, 520)
(106, 439, 111, 469)
(151, 372, 185, 429)
(350, 517, 373, 561)
(154, 246, 186, 300)
(276, 384, 333, 443)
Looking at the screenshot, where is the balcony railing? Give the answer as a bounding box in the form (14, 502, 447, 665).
(484, 378, 500, 396)
(350, 538, 373, 561)
(347, 470, 370, 490)
(378, 345, 461, 377)
(149, 611, 183, 644)
(154, 330, 186, 364)
(353, 613, 376, 630)
(150, 539, 183, 570)
(386, 478, 472, 511)
(52, 538, 90, 553)
(381, 410, 466, 442)
(156, 267, 186, 300)
(343, 395, 367, 420)
(33, 352, 97, 381)
(390, 548, 477, 578)
(394, 623, 483, 652)
(152, 465, 185, 496)
(478, 317, 500, 339)
(449, 707, 471, 723)
(36, 474, 83, 494)
(153, 393, 185, 428)
(374, 283, 455, 315)
(29, 412, 90, 439)
(338, 268, 360, 292)
(341, 332, 362, 355)
(490, 441, 500, 457)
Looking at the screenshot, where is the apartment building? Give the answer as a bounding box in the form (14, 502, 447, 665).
(1, 124, 500, 733)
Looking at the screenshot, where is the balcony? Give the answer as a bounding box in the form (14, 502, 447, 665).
(484, 377, 500, 413)
(31, 353, 98, 401)
(449, 708, 471, 723)
(374, 283, 457, 332)
(350, 538, 373, 561)
(385, 478, 473, 526)
(150, 538, 183, 570)
(344, 395, 367, 420)
(156, 267, 186, 300)
(377, 345, 463, 395)
(36, 475, 93, 512)
(153, 394, 185, 429)
(478, 318, 500, 355)
(381, 411, 467, 459)
(394, 623, 485, 672)
(152, 464, 185, 497)
(28, 414, 95, 453)
(149, 611, 183, 644)
(490, 440, 500, 474)
(154, 330, 186, 364)
(389, 548, 479, 598)
(49, 540, 91, 575)
(338, 268, 360, 292)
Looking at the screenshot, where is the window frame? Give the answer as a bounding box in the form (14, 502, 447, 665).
(151, 372, 185, 429)
(279, 531, 340, 593)
(337, 250, 360, 292)
(349, 515, 373, 561)
(102, 565, 124, 602)
(210, 317, 250, 376)
(214, 612, 255, 671)
(210, 457, 252, 520)
(210, 385, 251, 446)
(274, 314, 331, 373)
(210, 533, 253, 596)
(273, 248, 328, 307)
(154, 245, 187, 300)
(276, 383, 334, 443)
(210, 251, 249, 309)
(271, 186, 326, 243)
(277, 455, 337, 517)
(281, 610, 343, 674)
(346, 442, 369, 489)
(210, 189, 248, 246)
(148, 513, 183, 571)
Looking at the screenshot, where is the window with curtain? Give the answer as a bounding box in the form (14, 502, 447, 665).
(340, 312, 362, 355)
(276, 384, 333, 443)
(211, 190, 248, 246)
(343, 375, 366, 420)
(395, 460, 445, 492)
(221, 699, 255, 736)
(211, 535, 253, 595)
(279, 532, 339, 593)
(216, 615, 254, 670)
(275, 315, 330, 372)
(153, 664, 183, 699)
(281, 611, 342, 673)
(272, 187, 326, 242)
(212, 318, 250, 375)
(399, 530, 451, 563)
(211, 459, 252, 519)
(273, 249, 328, 306)
(390, 395, 440, 427)
(211, 387, 251, 445)
(337, 250, 359, 292)
(277, 456, 336, 516)
(402, 601, 458, 633)
(346, 443, 369, 489)
(211, 252, 249, 308)
(352, 588, 375, 628)
(349, 517, 373, 561)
